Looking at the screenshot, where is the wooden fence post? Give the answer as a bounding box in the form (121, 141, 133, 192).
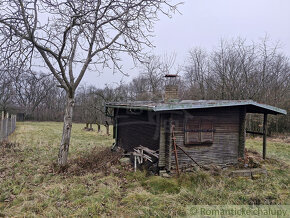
(263, 113, 268, 159)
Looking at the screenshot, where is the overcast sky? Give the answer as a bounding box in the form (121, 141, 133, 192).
(83, 0, 290, 88)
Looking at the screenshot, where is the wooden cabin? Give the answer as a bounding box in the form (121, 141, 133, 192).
(106, 100, 286, 173)
(106, 76, 287, 173)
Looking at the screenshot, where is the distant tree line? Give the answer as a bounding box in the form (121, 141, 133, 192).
(1, 38, 289, 134)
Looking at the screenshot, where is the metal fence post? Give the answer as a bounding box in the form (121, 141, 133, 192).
(14, 115, 17, 129)
(0, 111, 3, 142)
(0, 113, 17, 142)
(4, 113, 9, 140)
(10, 115, 12, 135)
(11, 115, 14, 134)
(13, 115, 16, 132)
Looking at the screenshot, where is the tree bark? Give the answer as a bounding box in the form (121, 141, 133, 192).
(58, 96, 74, 167)
(105, 121, 110, 135)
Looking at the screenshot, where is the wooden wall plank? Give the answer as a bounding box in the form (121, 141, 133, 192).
(170, 107, 241, 167)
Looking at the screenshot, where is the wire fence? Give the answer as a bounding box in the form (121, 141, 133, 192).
(0, 112, 17, 142)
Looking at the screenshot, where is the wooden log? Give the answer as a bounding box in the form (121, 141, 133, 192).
(136, 145, 159, 158)
(263, 114, 267, 159)
(132, 151, 153, 162)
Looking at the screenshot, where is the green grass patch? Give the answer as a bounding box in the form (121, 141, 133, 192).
(0, 121, 289, 216)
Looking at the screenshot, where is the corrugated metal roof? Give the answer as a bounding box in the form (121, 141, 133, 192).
(106, 100, 287, 115)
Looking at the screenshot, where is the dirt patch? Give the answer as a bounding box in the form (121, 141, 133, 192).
(51, 147, 128, 176)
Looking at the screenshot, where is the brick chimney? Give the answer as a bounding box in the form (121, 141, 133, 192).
(164, 74, 179, 102)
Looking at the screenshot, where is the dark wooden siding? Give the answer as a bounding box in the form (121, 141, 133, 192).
(158, 114, 172, 170)
(116, 109, 160, 152)
(169, 107, 241, 168)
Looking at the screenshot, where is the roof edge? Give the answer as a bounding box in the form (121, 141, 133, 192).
(105, 100, 287, 115)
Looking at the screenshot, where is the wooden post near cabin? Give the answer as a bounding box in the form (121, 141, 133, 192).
(263, 113, 267, 159)
(238, 106, 246, 158)
(158, 114, 166, 170)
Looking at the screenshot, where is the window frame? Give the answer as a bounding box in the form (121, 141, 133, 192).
(184, 117, 215, 145)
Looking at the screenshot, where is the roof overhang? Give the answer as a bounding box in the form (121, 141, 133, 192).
(106, 100, 287, 115)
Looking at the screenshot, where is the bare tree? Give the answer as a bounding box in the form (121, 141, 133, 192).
(0, 0, 180, 166)
(13, 71, 56, 118)
(184, 48, 208, 99)
(141, 55, 164, 100)
(182, 37, 290, 134)
(75, 85, 102, 130)
(0, 71, 14, 113)
(37, 84, 66, 121)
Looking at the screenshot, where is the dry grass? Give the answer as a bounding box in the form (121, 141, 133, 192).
(54, 147, 124, 176)
(0, 122, 289, 217)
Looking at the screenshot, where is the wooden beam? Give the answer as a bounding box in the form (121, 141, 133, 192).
(246, 130, 264, 136)
(171, 123, 180, 176)
(238, 106, 246, 158)
(263, 113, 268, 159)
(158, 114, 166, 169)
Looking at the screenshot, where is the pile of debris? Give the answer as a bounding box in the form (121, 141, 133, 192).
(132, 146, 159, 172)
(237, 148, 263, 169)
(51, 144, 269, 179)
(230, 148, 267, 179)
(53, 147, 126, 176)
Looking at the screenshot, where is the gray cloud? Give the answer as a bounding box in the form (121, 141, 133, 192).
(82, 0, 290, 88)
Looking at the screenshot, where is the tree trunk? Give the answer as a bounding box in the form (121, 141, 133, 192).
(97, 124, 101, 132)
(58, 96, 74, 167)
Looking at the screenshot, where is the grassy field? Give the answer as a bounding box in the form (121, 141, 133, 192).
(0, 122, 289, 217)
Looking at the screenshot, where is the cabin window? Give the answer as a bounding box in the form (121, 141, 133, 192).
(184, 118, 214, 145)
